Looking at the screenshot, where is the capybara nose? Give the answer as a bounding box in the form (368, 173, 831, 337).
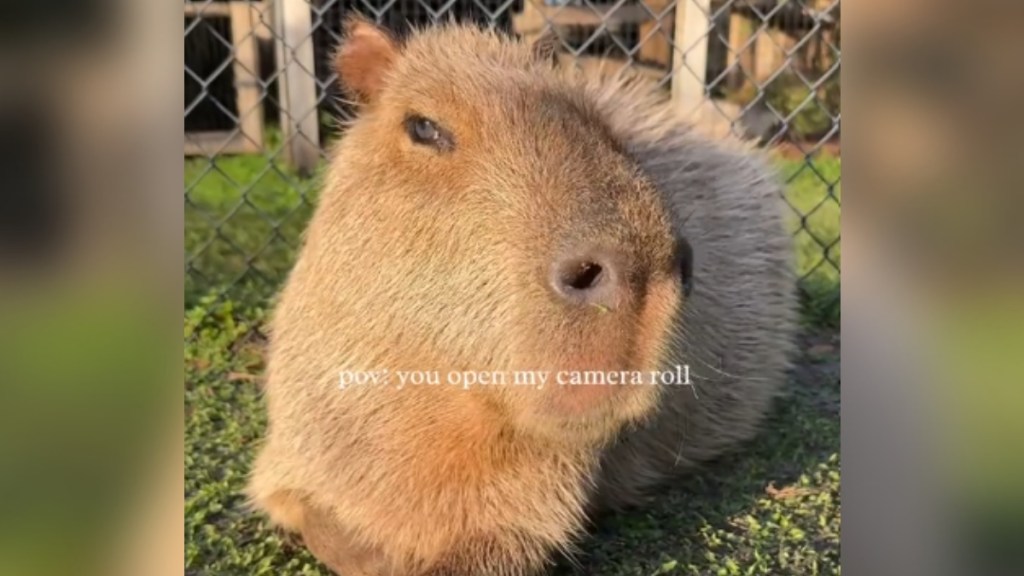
(549, 246, 628, 310)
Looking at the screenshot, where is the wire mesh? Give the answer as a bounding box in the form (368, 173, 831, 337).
(184, 0, 840, 322)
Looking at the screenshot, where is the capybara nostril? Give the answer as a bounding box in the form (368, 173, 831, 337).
(565, 261, 603, 291)
(550, 248, 625, 310)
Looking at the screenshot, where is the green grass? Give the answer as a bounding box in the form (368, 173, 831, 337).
(185, 153, 318, 307)
(185, 147, 840, 574)
(777, 153, 841, 327)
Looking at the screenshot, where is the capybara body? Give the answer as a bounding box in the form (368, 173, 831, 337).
(247, 17, 798, 576)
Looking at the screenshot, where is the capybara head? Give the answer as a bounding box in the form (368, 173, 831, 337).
(294, 17, 693, 443)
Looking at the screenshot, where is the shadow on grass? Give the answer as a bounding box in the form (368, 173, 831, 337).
(561, 331, 841, 576)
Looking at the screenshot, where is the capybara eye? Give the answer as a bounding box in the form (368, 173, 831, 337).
(404, 115, 452, 151)
(411, 117, 437, 141)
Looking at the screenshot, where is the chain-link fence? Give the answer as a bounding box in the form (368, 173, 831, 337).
(185, 0, 840, 324)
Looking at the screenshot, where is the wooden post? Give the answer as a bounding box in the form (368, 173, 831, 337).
(229, 2, 265, 152)
(752, 27, 790, 86)
(671, 0, 711, 116)
(726, 11, 753, 93)
(252, 0, 273, 42)
(638, 0, 673, 68)
(184, 1, 266, 156)
(513, 0, 547, 45)
(274, 0, 321, 175)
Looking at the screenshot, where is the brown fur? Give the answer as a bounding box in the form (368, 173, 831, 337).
(247, 18, 798, 576)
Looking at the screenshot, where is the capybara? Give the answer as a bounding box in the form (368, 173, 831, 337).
(247, 16, 798, 576)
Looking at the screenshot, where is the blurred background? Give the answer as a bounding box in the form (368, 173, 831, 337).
(3, 0, 1022, 575)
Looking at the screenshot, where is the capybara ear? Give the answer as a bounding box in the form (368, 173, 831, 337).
(334, 14, 400, 103)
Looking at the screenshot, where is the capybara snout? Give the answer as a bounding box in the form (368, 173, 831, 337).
(247, 15, 798, 576)
(547, 227, 696, 312)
